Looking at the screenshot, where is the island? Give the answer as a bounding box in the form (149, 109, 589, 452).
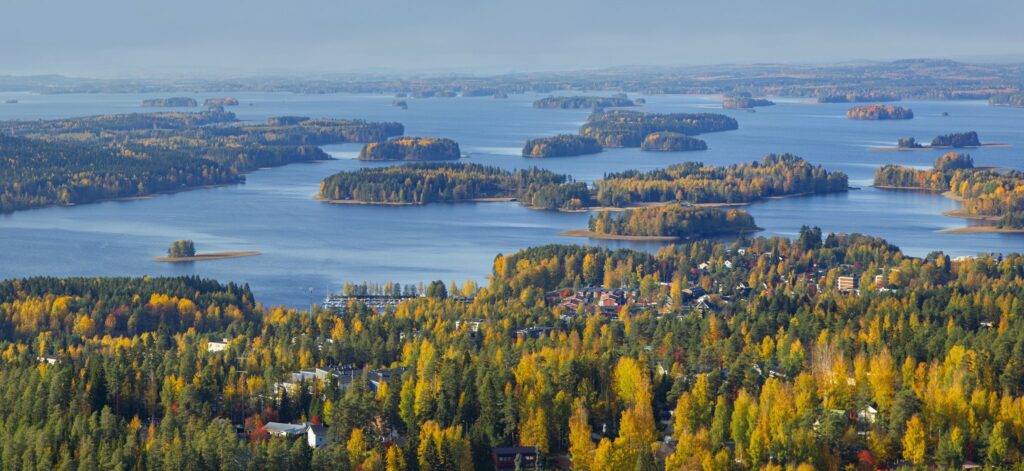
(580, 110, 738, 147)
(874, 152, 1024, 232)
(640, 132, 707, 152)
(153, 239, 259, 262)
(0, 112, 404, 213)
(873, 131, 1006, 151)
(3, 99, 16, 104)
(318, 162, 593, 211)
(392, 99, 408, 109)
(565, 205, 759, 241)
(931, 131, 981, 148)
(533, 96, 636, 109)
(989, 94, 1024, 107)
(722, 96, 774, 109)
(897, 137, 924, 149)
(846, 105, 914, 120)
(141, 97, 198, 107)
(358, 137, 461, 161)
(203, 97, 239, 107)
(594, 153, 848, 206)
(818, 93, 899, 103)
(522, 134, 602, 158)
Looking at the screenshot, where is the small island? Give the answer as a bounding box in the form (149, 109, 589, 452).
(580, 110, 738, 147)
(565, 205, 759, 241)
(931, 131, 981, 148)
(153, 240, 260, 262)
(722, 96, 774, 109)
(3, 99, 17, 104)
(873, 131, 1007, 151)
(358, 137, 461, 161)
(847, 105, 914, 120)
(203, 97, 239, 107)
(141, 97, 198, 108)
(640, 132, 707, 152)
(522, 134, 602, 158)
(533, 96, 636, 109)
(392, 99, 408, 109)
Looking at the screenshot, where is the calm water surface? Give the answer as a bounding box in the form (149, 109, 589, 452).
(0, 91, 1021, 306)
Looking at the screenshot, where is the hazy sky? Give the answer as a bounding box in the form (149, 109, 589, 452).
(4, 0, 1023, 77)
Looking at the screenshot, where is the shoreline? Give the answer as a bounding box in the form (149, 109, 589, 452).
(869, 143, 1010, 152)
(314, 194, 517, 206)
(561, 227, 762, 241)
(153, 251, 261, 262)
(875, 186, 1022, 234)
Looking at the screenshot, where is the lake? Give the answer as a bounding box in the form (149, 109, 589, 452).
(0, 91, 1021, 307)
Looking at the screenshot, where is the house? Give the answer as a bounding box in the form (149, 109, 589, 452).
(836, 276, 857, 292)
(307, 424, 327, 448)
(207, 339, 229, 352)
(368, 367, 408, 394)
(264, 422, 308, 437)
(516, 326, 555, 339)
(491, 446, 538, 470)
(37, 355, 59, 364)
(857, 405, 878, 425)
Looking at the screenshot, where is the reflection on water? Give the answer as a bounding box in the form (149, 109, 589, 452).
(0, 91, 1022, 306)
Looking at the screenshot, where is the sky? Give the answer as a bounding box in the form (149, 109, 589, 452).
(3, 0, 1023, 77)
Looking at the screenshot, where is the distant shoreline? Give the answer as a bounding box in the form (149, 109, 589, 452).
(153, 251, 261, 262)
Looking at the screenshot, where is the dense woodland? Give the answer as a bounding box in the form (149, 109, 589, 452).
(640, 132, 708, 152)
(204, 97, 240, 107)
(846, 105, 914, 120)
(532, 96, 635, 109)
(358, 138, 461, 161)
(3, 229, 1024, 469)
(0, 112, 403, 213)
(931, 131, 981, 148)
(140, 97, 198, 107)
(818, 94, 899, 103)
(594, 154, 849, 207)
(521, 135, 602, 158)
(874, 153, 1024, 228)
(588, 205, 758, 238)
(580, 111, 738, 148)
(989, 94, 1024, 107)
(318, 163, 594, 211)
(722, 97, 774, 109)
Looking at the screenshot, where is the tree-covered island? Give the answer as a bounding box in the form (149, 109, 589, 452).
(847, 105, 914, 120)
(580, 110, 738, 147)
(640, 132, 708, 152)
(358, 137, 461, 161)
(522, 134, 602, 158)
(532, 96, 636, 109)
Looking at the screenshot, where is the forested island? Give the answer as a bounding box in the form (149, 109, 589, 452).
(640, 132, 707, 152)
(532, 96, 635, 109)
(569, 205, 758, 241)
(818, 93, 899, 103)
(521, 134, 602, 158)
(3, 226, 1024, 468)
(594, 153, 848, 207)
(874, 152, 1024, 231)
(847, 105, 914, 120)
(580, 110, 738, 147)
(989, 93, 1024, 107)
(140, 97, 197, 107)
(931, 131, 981, 148)
(318, 163, 594, 210)
(0, 112, 404, 213)
(358, 137, 461, 161)
(721, 96, 774, 109)
(203, 97, 239, 107)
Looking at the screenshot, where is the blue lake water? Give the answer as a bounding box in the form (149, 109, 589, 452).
(0, 91, 1021, 306)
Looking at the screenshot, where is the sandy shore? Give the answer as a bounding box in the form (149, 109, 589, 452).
(153, 251, 261, 262)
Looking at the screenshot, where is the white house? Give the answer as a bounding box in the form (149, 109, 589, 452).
(207, 339, 229, 352)
(264, 422, 308, 437)
(307, 424, 327, 448)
